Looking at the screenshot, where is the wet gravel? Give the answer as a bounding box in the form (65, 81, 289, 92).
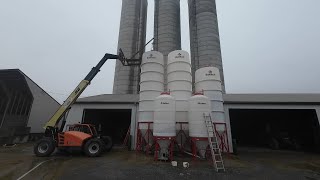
(0, 144, 319, 180)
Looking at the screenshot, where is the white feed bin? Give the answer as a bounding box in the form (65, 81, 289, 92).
(167, 50, 192, 100)
(195, 66, 226, 132)
(140, 52, 165, 74)
(140, 72, 164, 83)
(153, 93, 176, 160)
(195, 66, 221, 82)
(188, 93, 212, 158)
(195, 67, 222, 95)
(139, 51, 164, 120)
(188, 94, 212, 138)
(167, 50, 192, 145)
(138, 51, 164, 145)
(140, 81, 164, 92)
(167, 51, 192, 120)
(153, 93, 176, 137)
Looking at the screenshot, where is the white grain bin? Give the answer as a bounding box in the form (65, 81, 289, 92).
(153, 92, 176, 160)
(153, 93, 176, 137)
(195, 67, 225, 132)
(188, 94, 212, 138)
(167, 50, 192, 101)
(195, 66, 222, 91)
(138, 51, 164, 146)
(167, 50, 192, 146)
(188, 93, 212, 158)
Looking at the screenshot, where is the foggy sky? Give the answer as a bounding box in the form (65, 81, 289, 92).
(1, 0, 320, 103)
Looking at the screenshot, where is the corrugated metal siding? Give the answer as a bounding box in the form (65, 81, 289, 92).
(25, 76, 60, 133)
(154, 0, 181, 89)
(223, 94, 320, 105)
(76, 93, 320, 105)
(113, 0, 148, 94)
(188, 0, 225, 92)
(77, 94, 139, 103)
(0, 70, 33, 140)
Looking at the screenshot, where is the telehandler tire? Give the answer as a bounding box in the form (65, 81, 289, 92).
(83, 138, 103, 157)
(101, 136, 113, 152)
(34, 137, 55, 157)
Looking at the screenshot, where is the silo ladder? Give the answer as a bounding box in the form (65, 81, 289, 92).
(203, 113, 225, 172)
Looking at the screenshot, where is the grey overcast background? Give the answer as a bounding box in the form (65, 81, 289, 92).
(1, 0, 320, 103)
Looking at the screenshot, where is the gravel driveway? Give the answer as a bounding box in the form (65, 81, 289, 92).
(0, 144, 319, 180)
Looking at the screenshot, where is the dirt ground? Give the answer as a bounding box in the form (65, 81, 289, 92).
(0, 143, 320, 180)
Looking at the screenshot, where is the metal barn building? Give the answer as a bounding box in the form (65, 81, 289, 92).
(65, 93, 320, 152)
(0, 69, 60, 144)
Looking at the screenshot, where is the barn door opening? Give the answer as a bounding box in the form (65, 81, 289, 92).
(229, 109, 320, 152)
(82, 109, 131, 145)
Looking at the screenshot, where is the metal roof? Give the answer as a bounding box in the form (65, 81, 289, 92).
(223, 94, 320, 105)
(76, 94, 139, 104)
(0, 69, 60, 105)
(76, 93, 320, 105)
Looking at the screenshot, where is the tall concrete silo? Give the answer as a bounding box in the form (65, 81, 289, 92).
(188, 0, 225, 92)
(113, 0, 148, 94)
(153, 0, 181, 88)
